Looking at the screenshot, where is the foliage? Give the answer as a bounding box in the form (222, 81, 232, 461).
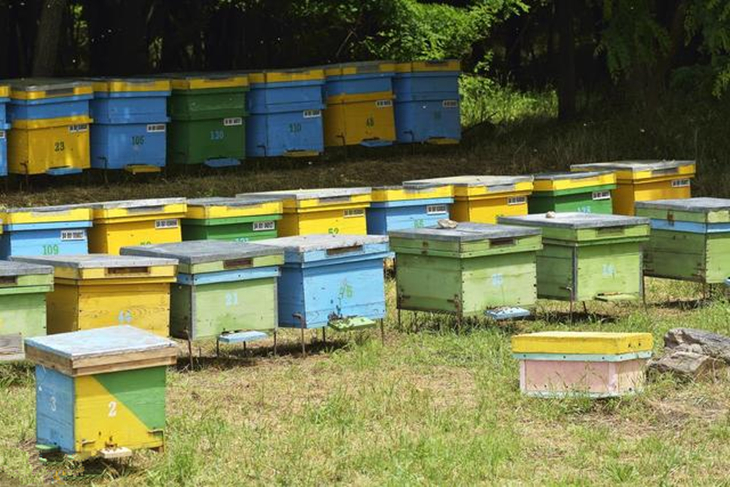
(685, 0, 730, 95)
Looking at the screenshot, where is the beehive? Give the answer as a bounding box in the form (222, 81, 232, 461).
(246, 69, 325, 158)
(7, 79, 93, 176)
(167, 74, 248, 167)
(121, 241, 283, 341)
(12, 254, 177, 336)
(27, 326, 177, 460)
(635, 198, 730, 284)
(367, 183, 454, 234)
(240, 188, 371, 236)
(405, 175, 534, 224)
(498, 213, 650, 302)
(389, 223, 541, 318)
(0, 84, 9, 176)
(393, 60, 461, 145)
(0, 260, 53, 361)
(571, 160, 696, 215)
(182, 196, 283, 242)
(529, 171, 616, 214)
(90, 78, 171, 173)
(87, 198, 187, 255)
(0, 204, 92, 259)
(512, 331, 653, 397)
(322, 61, 396, 147)
(258, 234, 390, 330)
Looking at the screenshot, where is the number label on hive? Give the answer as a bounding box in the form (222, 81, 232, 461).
(146, 124, 166, 133)
(672, 179, 691, 188)
(223, 117, 243, 127)
(592, 190, 611, 201)
(442, 100, 458, 109)
(508, 196, 527, 206)
(253, 221, 276, 232)
(60, 230, 86, 241)
(303, 110, 321, 119)
(155, 219, 179, 230)
(375, 100, 393, 109)
(68, 124, 89, 133)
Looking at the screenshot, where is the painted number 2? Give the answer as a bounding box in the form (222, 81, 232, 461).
(602, 264, 616, 277)
(108, 401, 117, 417)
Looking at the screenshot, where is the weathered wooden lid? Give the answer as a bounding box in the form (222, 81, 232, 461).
(121, 241, 283, 265)
(241, 187, 371, 200)
(0, 260, 53, 277)
(405, 175, 533, 187)
(635, 197, 730, 213)
(7, 78, 92, 92)
(1, 203, 91, 214)
(389, 222, 539, 242)
(25, 326, 178, 377)
(89, 198, 186, 209)
(533, 170, 613, 181)
(187, 196, 282, 208)
(498, 212, 649, 229)
(512, 331, 653, 355)
(571, 160, 694, 172)
(258, 234, 387, 253)
(12, 254, 178, 269)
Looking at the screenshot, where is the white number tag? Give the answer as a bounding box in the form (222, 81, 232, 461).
(507, 196, 527, 206)
(344, 209, 364, 218)
(155, 219, 179, 229)
(0, 130, 5, 139)
(60, 230, 86, 241)
(672, 179, 690, 188)
(375, 100, 392, 108)
(442, 100, 458, 108)
(592, 191, 611, 201)
(253, 221, 275, 232)
(223, 117, 243, 127)
(68, 124, 88, 133)
(426, 204, 448, 215)
(146, 124, 166, 133)
(303, 110, 321, 119)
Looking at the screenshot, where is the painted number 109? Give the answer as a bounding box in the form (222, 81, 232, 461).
(43, 244, 59, 255)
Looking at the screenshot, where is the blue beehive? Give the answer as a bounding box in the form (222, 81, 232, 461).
(0, 84, 9, 176)
(245, 69, 326, 158)
(368, 183, 454, 235)
(90, 79, 171, 173)
(393, 60, 461, 145)
(258, 234, 390, 330)
(0, 205, 93, 259)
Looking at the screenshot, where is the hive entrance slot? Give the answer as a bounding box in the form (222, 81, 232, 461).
(106, 266, 150, 276)
(651, 167, 679, 176)
(45, 87, 74, 96)
(224, 258, 253, 270)
(0, 276, 18, 286)
(490, 238, 516, 247)
(597, 227, 626, 236)
(327, 245, 363, 256)
(318, 196, 350, 204)
(128, 205, 164, 214)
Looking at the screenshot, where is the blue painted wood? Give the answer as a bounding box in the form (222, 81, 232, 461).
(0, 224, 90, 259)
(513, 351, 653, 362)
(46, 168, 83, 176)
(91, 92, 169, 125)
(485, 307, 531, 320)
(204, 158, 240, 168)
(367, 198, 452, 234)
(649, 219, 730, 234)
(35, 366, 75, 453)
(217, 330, 268, 344)
(91, 123, 167, 170)
(176, 266, 279, 285)
(4, 221, 93, 231)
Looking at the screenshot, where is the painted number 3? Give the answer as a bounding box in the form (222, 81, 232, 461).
(49, 396, 57, 412)
(108, 401, 117, 417)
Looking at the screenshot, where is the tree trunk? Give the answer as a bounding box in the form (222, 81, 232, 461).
(32, 0, 67, 76)
(555, 0, 576, 121)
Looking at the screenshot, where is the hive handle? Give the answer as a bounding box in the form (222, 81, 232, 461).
(128, 205, 165, 214)
(489, 238, 516, 247)
(106, 266, 151, 276)
(223, 258, 253, 270)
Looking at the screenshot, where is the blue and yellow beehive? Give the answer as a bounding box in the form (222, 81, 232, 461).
(367, 182, 454, 234)
(90, 78, 171, 173)
(0, 84, 9, 176)
(7, 79, 93, 176)
(27, 326, 178, 460)
(0, 204, 93, 259)
(393, 60, 461, 145)
(246, 69, 325, 158)
(322, 61, 396, 147)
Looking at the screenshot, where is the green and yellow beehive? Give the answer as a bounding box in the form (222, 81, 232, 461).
(182, 196, 283, 242)
(529, 171, 616, 214)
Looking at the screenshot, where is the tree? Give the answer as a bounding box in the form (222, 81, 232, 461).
(32, 0, 67, 76)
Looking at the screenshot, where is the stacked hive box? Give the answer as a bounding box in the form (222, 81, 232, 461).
(636, 198, 730, 284)
(499, 213, 650, 303)
(7, 79, 93, 175)
(571, 160, 696, 215)
(241, 188, 371, 236)
(0, 260, 53, 361)
(0, 204, 92, 259)
(367, 183, 454, 234)
(322, 61, 396, 147)
(529, 171, 616, 214)
(0, 84, 8, 176)
(393, 60, 461, 145)
(389, 223, 542, 319)
(122, 241, 284, 345)
(167, 75, 248, 167)
(87, 198, 186, 254)
(90, 78, 171, 173)
(27, 326, 178, 460)
(406, 175, 534, 224)
(182, 196, 282, 242)
(512, 331, 653, 397)
(13, 254, 177, 336)
(246, 68, 326, 158)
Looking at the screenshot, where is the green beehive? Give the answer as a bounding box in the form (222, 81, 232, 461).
(498, 213, 650, 302)
(529, 171, 617, 214)
(182, 196, 284, 242)
(635, 198, 730, 284)
(389, 222, 542, 320)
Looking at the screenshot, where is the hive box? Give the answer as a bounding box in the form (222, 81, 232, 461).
(241, 188, 371, 237)
(571, 160, 696, 215)
(90, 78, 171, 173)
(245, 69, 326, 158)
(393, 60, 461, 145)
(368, 183, 453, 234)
(0, 260, 53, 361)
(258, 234, 390, 330)
(167, 75, 248, 167)
(498, 213, 650, 302)
(7, 79, 93, 176)
(529, 171, 616, 214)
(512, 331, 653, 397)
(389, 223, 541, 317)
(0, 204, 93, 259)
(122, 241, 283, 341)
(87, 198, 187, 255)
(635, 198, 730, 284)
(27, 326, 177, 460)
(182, 196, 283, 242)
(405, 175, 534, 224)
(0, 84, 9, 176)
(322, 61, 396, 147)
(13, 254, 177, 336)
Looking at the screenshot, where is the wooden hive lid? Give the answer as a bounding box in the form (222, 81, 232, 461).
(0, 260, 54, 277)
(532, 170, 614, 181)
(635, 197, 730, 213)
(12, 254, 178, 269)
(498, 212, 649, 229)
(25, 326, 178, 377)
(121, 240, 284, 265)
(258, 234, 387, 253)
(405, 175, 533, 188)
(240, 187, 371, 201)
(90, 197, 186, 210)
(571, 160, 695, 172)
(512, 331, 653, 355)
(187, 196, 283, 208)
(389, 222, 540, 242)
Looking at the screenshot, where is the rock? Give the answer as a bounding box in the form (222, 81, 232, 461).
(648, 351, 727, 379)
(437, 219, 458, 229)
(664, 328, 730, 363)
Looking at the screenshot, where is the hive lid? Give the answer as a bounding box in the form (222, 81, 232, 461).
(389, 222, 540, 242)
(533, 170, 614, 181)
(635, 197, 730, 213)
(246, 68, 325, 84)
(396, 60, 460, 73)
(241, 187, 371, 200)
(7, 78, 92, 93)
(571, 160, 695, 172)
(323, 61, 396, 76)
(91, 77, 171, 93)
(25, 326, 178, 377)
(89, 198, 186, 210)
(0, 260, 53, 277)
(187, 196, 282, 208)
(0, 85, 8, 98)
(405, 175, 533, 188)
(511, 331, 653, 355)
(12, 254, 178, 269)
(498, 212, 649, 229)
(258, 234, 387, 253)
(168, 73, 249, 90)
(1, 203, 91, 214)
(121, 241, 284, 265)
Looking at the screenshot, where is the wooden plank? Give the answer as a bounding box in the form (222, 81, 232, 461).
(0, 333, 23, 359)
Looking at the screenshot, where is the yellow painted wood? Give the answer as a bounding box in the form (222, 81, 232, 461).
(91, 202, 187, 222)
(88, 220, 182, 255)
(248, 69, 325, 84)
(1, 206, 92, 225)
(512, 331, 653, 355)
(371, 185, 453, 202)
(10, 85, 93, 100)
(612, 181, 692, 215)
(532, 173, 616, 192)
(323, 91, 396, 147)
(8, 117, 91, 176)
(451, 180, 533, 198)
(278, 208, 368, 236)
(451, 191, 531, 223)
(325, 62, 397, 77)
(185, 200, 282, 220)
(52, 265, 176, 281)
(0, 85, 8, 98)
(92, 79, 171, 93)
(395, 60, 461, 73)
(170, 76, 248, 91)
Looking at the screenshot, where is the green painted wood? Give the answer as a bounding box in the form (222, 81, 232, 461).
(0, 292, 47, 338)
(184, 253, 283, 274)
(636, 199, 730, 224)
(643, 229, 730, 283)
(181, 215, 281, 242)
(528, 193, 614, 214)
(94, 366, 166, 430)
(389, 234, 542, 259)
